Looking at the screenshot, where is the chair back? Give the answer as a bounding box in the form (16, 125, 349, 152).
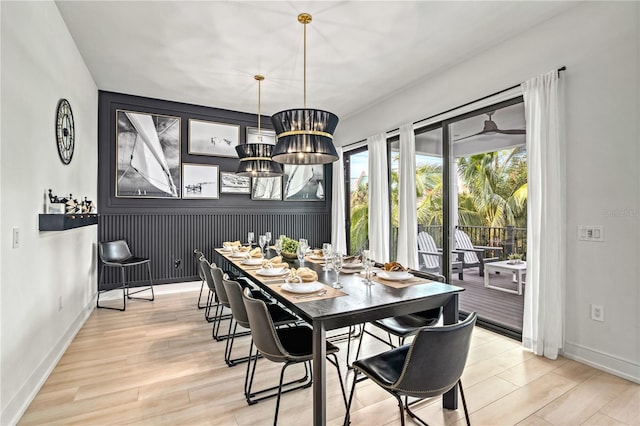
(99, 240, 134, 263)
(392, 312, 477, 398)
(206, 265, 230, 307)
(417, 232, 441, 270)
(455, 229, 480, 264)
(242, 289, 289, 363)
(223, 278, 250, 329)
(193, 249, 205, 281)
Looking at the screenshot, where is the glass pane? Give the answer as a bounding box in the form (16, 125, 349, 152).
(348, 150, 369, 254)
(390, 128, 444, 271)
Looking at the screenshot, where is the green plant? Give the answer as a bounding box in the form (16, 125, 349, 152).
(280, 236, 298, 254)
(508, 253, 523, 260)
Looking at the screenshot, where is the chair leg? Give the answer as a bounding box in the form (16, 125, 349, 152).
(97, 264, 127, 311)
(459, 380, 470, 426)
(328, 353, 348, 408)
(197, 279, 207, 309)
(125, 262, 154, 301)
(343, 369, 360, 425)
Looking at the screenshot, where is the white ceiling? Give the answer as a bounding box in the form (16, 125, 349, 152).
(55, 1, 575, 121)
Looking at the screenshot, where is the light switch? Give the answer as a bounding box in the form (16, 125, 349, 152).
(12, 227, 19, 248)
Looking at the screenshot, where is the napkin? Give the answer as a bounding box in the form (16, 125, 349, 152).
(261, 259, 288, 269)
(223, 240, 242, 247)
(249, 247, 262, 258)
(238, 246, 251, 252)
(289, 267, 318, 283)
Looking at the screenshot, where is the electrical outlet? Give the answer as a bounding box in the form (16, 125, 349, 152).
(12, 227, 19, 248)
(590, 304, 604, 322)
(578, 226, 604, 242)
(174, 259, 182, 269)
(58, 296, 63, 312)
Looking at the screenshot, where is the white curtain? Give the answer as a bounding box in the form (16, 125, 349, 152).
(396, 123, 418, 269)
(521, 70, 565, 359)
(368, 132, 390, 262)
(331, 147, 347, 255)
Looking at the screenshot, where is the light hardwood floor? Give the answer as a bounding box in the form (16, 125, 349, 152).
(19, 288, 639, 425)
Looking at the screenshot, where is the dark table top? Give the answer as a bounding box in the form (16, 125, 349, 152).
(215, 248, 464, 330)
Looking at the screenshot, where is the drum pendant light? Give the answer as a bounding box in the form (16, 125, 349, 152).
(271, 13, 339, 165)
(235, 75, 283, 177)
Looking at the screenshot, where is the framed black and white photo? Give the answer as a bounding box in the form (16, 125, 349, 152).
(251, 176, 282, 200)
(116, 110, 181, 198)
(188, 119, 240, 157)
(246, 127, 276, 145)
(283, 165, 325, 201)
(220, 172, 251, 194)
(182, 163, 219, 199)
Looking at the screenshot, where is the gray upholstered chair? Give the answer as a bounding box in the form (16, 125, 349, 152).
(346, 312, 477, 426)
(242, 288, 347, 425)
(193, 249, 209, 309)
(97, 240, 154, 311)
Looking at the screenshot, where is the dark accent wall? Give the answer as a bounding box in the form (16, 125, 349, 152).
(98, 91, 332, 286)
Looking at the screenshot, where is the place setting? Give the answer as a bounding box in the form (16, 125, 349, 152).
(268, 267, 348, 302)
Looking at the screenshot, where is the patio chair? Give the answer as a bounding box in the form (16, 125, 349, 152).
(417, 231, 464, 279)
(455, 228, 502, 276)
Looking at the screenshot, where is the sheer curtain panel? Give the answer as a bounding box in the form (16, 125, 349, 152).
(396, 123, 418, 269)
(521, 70, 565, 359)
(331, 147, 347, 254)
(368, 133, 390, 262)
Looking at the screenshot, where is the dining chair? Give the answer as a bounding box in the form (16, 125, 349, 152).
(352, 271, 445, 362)
(242, 288, 347, 425)
(97, 239, 154, 311)
(345, 312, 477, 426)
(193, 249, 209, 309)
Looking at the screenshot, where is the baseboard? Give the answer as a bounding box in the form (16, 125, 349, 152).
(2, 299, 95, 426)
(563, 340, 640, 384)
(3, 281, 203, 425)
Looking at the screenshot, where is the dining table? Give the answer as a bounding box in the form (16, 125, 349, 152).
(214, 247, 465, 426)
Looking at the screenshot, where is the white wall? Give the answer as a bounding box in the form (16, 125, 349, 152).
(0, 1, 98, 424)
(337, 1, 640, 382)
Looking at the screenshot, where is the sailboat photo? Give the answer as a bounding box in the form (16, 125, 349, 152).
(283, 165, 325, 201)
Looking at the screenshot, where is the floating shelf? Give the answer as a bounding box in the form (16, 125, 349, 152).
(39, 214, 98, 231)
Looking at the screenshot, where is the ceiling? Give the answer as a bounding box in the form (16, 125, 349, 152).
(56, 1, 575, 123)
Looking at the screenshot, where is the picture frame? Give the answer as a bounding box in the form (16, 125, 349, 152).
(251, 176, 282, 200)
(283, 165, 325, 201)
(246, 127, 276, 145)
(116, 110, 181, 198)
(182, 163, 219, 199)
(220, 171, 251, 194)
(188, 118, 240, 157)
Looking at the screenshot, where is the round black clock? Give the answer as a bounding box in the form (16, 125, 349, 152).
(56, 98, 75, 165)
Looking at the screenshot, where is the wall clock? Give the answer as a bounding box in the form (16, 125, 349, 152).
(56, 99, 75, 165)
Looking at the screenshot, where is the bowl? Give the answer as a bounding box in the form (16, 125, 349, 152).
(281, 251, 298, 260)
(380, 270, 412, 280)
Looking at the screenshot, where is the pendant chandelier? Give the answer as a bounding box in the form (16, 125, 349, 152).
(235, 75, 283, 177)
(271, 13, 339, 165)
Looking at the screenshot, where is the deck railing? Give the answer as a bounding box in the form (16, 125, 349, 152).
(415, 225, 527, 260)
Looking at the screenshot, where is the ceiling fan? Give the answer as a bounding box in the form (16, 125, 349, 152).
(454, 111, 525, 141)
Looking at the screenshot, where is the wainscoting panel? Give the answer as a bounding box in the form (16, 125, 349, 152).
(98, 213, 331, 287)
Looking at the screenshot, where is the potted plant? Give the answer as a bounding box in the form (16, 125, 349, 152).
(507, 253, 524, 264)
(280, 236, 299, 260)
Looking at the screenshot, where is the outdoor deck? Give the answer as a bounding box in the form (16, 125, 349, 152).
(449, 266, 524, 334)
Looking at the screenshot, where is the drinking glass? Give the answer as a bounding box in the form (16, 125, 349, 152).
(275, 239, 283, 257)
(296, 243, 306, 265)
(362, 249, 375, 286)
(265, 231, 272, 248)
(322, 243, 332, 271)
(332, 253, 343, 289)
(247, 232, 255, 246)
(258, 235, 267, 255)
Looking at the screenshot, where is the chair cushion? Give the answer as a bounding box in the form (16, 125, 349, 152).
(353, 345, 409, 388)
(267, 304, 298, 326)
(373, 308, 442, 337)
(103, 256, 150, 266)
(276, 326, 339, 358)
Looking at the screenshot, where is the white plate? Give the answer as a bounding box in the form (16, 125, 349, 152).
(242, 258, 264, 265)
(281, 282, 324, 293)
(256, 267, 288, 277)
(343, 262, 362, 269)
(378, 271, 413, 281)
(220, 247, 232, 252)
(308, 254, 325, 260)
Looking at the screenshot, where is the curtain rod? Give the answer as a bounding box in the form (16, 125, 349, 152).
(342, 66, 566, 149)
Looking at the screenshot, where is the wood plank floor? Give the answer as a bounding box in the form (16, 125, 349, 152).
(450, 268, 525, 333)
(19, 288, 639, 426)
